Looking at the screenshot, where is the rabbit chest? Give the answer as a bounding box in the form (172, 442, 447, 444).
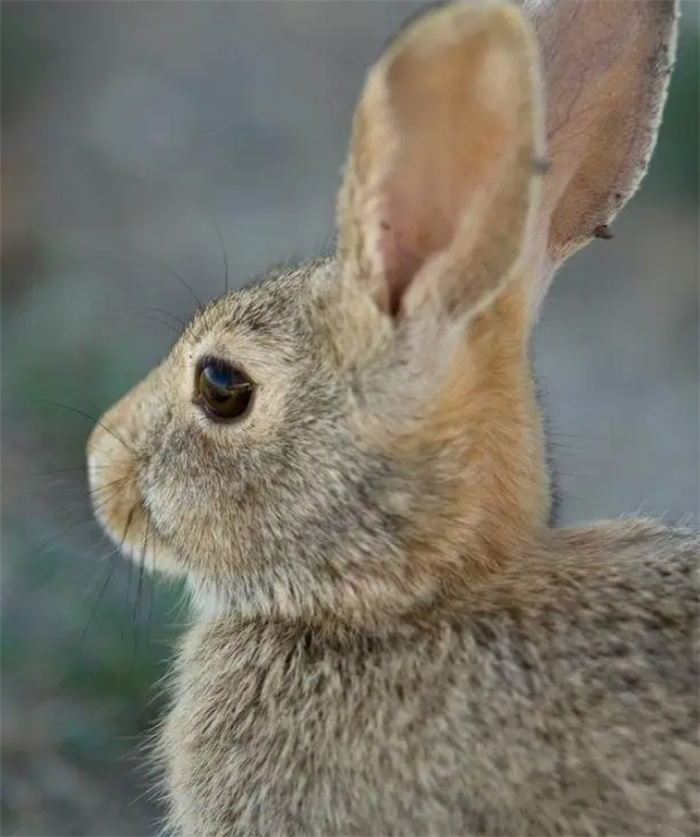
(158, 603, 699, 837)
(161, 617, 551, 836)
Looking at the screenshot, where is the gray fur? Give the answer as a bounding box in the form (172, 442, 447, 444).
(85, 2, 698, 835)
(162, 522, 698, 837)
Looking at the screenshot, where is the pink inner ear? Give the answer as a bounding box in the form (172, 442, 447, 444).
(378, 208, 430, 318)
(341, 8, 542, 321)
(377, 216, 406, 317)
(370, 30, 525, 319)
(377, 158, 464, 318)
(379, 217, 430, 318)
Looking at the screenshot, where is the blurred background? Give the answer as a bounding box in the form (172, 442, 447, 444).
(2, 2, 698, 834)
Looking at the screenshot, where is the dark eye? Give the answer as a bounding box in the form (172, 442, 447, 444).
(196, 358, 254, 421)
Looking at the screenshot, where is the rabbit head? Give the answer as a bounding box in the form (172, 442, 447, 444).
(88, 0, 678, 623)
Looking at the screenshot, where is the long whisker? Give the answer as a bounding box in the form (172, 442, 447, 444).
(77, 389, 110, 424)
(12, 475, 127, 506)
(10, 391, 134, 454)
(79, 507, 135, 641)
(19, 476, 88, 495)
(130, 305, 187, 331)
(131, 305, 197, 343)
(44, 477, 129, 526)
(132, 252, 204, 312)
(133, 516, 151, 652)
(203, 203, 230, 295)
(78, 548, 120, 641)
(88, 472, 134, 492)
(90, 479, 134, 514)
(146, 520, 157, 647)
(90, 162, 205, 312)
(16, 503, 117, 566)
(132, 311, 181, 337)
(31, 465, 104, 477)
(133, 525, 147, 625)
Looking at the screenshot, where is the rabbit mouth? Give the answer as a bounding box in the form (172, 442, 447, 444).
(87, 446, 181, 577)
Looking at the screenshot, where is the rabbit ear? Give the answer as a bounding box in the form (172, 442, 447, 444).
(522, 0, 679, 301)
(336, 1, 545, 319)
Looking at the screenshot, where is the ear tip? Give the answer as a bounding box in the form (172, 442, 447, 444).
(447, 1, 534, 37)
(395, 0, 536, 55)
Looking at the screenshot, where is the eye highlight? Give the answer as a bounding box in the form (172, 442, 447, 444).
(195, 358, 254, 421)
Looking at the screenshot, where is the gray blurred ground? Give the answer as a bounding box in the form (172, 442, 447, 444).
(1, 2, 698, 835)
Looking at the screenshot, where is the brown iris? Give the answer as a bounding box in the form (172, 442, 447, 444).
(196, 358, 253, 421)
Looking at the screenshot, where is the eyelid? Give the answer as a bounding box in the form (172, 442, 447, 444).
(196, 355, 254, 386)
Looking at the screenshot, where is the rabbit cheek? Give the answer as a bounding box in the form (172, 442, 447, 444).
(136, 426, 237, 575)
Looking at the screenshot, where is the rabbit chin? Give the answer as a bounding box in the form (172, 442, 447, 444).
(100, 500, 183, 578)
(121, 525, 182, 578)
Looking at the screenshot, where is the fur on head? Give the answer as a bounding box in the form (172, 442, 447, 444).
(88, 0, 678, 624)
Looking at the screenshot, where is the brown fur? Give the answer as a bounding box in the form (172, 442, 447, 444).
(87, 2, 697, 835)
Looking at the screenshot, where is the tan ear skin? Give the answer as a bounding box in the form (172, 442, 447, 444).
(339, 0, 680, 316)
(521, 0, 679, 303)
(337, 2, 553, 563)
(337, 1, 545, 320)
(335, 0, 680, 571)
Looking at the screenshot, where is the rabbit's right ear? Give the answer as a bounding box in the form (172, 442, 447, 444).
(336, 1, 544, 321)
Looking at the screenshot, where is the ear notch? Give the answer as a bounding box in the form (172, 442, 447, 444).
(337, 1, 544, 319)
(523, 0, 679, 270)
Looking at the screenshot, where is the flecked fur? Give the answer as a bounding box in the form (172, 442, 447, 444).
(87, 2, 697, 835)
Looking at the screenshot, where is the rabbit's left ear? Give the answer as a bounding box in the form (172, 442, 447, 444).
(336, 1, 545, 320)
(519, 0, 679, 309)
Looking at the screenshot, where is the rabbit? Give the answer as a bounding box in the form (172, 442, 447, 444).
(87, 1, 698, 835)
